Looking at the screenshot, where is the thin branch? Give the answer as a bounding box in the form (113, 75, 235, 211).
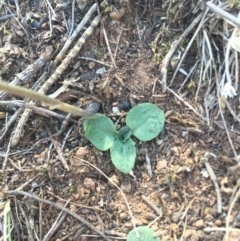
(158, 80, 206, 121)
(43, 199, 71, 241)
(103, 26, 117, 68)
(5, 190, 112, 241)
(0, 80, 91, 117)
(55, 3, 98, 65)
(0, 56, 48, 100)
(201, 152, 222, 213)
(206, 1, 240, 27)
(0, 14, 17, 21)
(68, 0, 76, 37)
(225, 179, 240, 240)
(78, 56, 111, 67)
(160, 11, 205, 92)
(142, 195, 161, 215)
(169, 10, 208, 86)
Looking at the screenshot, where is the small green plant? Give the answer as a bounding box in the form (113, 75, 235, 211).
(84, 103, 165, 174)
(127, 226, 160, 241)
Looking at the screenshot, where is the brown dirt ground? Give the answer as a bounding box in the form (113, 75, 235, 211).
(0, 0, 240, 241)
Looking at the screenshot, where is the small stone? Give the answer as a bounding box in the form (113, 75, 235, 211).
(197, 230, 204, 238)
(118, 101, 131, 111)
(182, 131, 188, 137)
(170, 223, 179, 234)
(109, 175, 120, 187)
(70, 204, 77, 212)
(151, 224, 158, 231)
(189, 216, 197, 223)
(194, 219, 205, 228)
(75, 147, 89, 158)
(146, 213, 157, 220)
(124, 222, 132, 228)
(120, 179, 131, 193)
(204, 214, 214, 221)
(119, 212, 128, 220)
(83, 178, 95, 191)
(112, 106, 120, 113)
(55, 200, 65, 207)
(109, 7, 125, 20)
(227, 231, 239, 240)
(183, 229, 196, 238)
(203, 207, 212, 216)
(214, 219, 222, 226)
(172, 212, 182, 223)
(134, 218, 145, 226)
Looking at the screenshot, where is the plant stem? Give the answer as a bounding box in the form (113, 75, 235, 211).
(0, 80, 91, 117)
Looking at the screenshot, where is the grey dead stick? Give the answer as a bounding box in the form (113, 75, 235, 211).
(0, 55, 48, 100)
(10, 15, 101, 147)
(5, 190, 112, 241)
(54, 2, 98, 65)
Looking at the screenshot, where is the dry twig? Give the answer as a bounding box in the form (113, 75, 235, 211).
(5, 190, 112, 241)
(169, 10, 209, 86)
(160, 11, 205, 92)
(144, 148, 152, 177)
(0, 100, 78, 123)
(55, 3, 98, 65)
(142, 195, 161, 215)
(0, 56, 48, 100)
(225, 179, 240, 240)
(157, 80, 206, 121)
(43, 199, 71, 241)
(201, 152, 222, 213)
(47, 127, 69, 171)
(10, 15, 101, 146)
(103, 26, 117, 68)
(206, 1, 240, 27)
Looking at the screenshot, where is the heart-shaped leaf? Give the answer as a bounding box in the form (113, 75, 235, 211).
(126, 103, 165, 141)
(110, 138, 136, 174)
(116, 126, 131, 142)
(83, 114, 116, 151)
(127, 226, 160, 241)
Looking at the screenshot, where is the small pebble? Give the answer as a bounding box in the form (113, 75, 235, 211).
(112, 106, 120, 113)
(214, 219, 222, 226)
(119, 212, 128, 220)
(70, 204, 77, 212)
(194, 219, 205, 228)
(197, 230, 204, 238)
(172, 211, 182, 223)
(109, 174, 120, 187)
(75, 147, 89, 158)
(204, 214, 214, 221)
(146, 213, 157, 220)
(118, 101, 132, 111)
(120, 179, 131, 193)
(189, 216, 197, 223)
(109, 7, 125, 20)
(84, 102, 100, 114)
(170, 223, 179, 234)
(151, 224, 158, 231)
(83, 178, 95, 191)
(123, 222, 132, 228)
